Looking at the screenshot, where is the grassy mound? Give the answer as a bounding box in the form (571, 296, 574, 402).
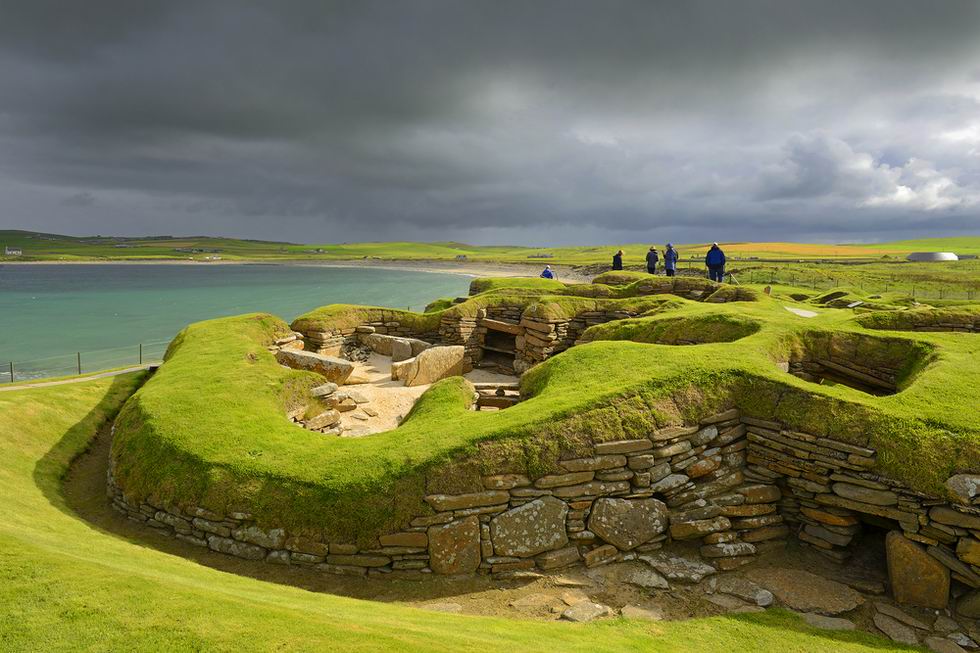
(856, 305, 980, 331)
(6, 374, 924, 651)
(111, 288, 980, 543)
(581, 313, 762, 345)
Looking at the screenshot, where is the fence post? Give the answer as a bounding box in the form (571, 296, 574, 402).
(139, 343, 143, 365)
(8, 362, 12, 384)
(77, 352, 81, 376)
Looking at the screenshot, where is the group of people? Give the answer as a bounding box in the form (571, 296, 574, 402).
(542, 243, 728, 282)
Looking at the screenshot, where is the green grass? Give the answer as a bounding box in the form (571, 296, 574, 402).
(4, 228, 979, 265)
(0, 374, 918, 651)
(112, 278, 980, 544)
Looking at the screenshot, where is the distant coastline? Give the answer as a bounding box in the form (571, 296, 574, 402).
(0, 257, 594, 283)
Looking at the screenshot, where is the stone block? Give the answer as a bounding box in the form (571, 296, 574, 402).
(402, 346, 465, 386)
(886, 531, 950, 609)
(490, 497, 568, 557)
(832, 482, 898, 506)
(275, 349, 354, 384)
(670, 516, 731, 540)
(424, 491, 509, 512)
(428, 516, 481, 575)
(587, 497, 668, 551)
(536, 546, 581, 570)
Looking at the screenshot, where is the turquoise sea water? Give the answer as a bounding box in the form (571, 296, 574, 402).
(0, 264, 470, 381)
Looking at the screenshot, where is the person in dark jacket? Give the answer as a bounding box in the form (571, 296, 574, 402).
(540, 265, 555, 279)
(705, 242, 726, 282)
(612, 249, 624, 271)
(645, 247, 659, 275)
(663, 243, 678, 277)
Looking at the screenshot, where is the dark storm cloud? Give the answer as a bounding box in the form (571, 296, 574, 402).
(0, 0, 979, 243)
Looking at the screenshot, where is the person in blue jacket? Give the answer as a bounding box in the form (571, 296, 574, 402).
(540, 265, 556, 279)
(645, 246, 659, 275)
(705, 242, 726, 282)
(612, 249, 624, 271)
(663, 243, 678, 277)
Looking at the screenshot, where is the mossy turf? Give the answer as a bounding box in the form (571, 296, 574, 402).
(112, 276, 980, 544)
(1, 374, 920, 651)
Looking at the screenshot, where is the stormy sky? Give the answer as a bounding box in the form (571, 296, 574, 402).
(1, 1, 979, 245)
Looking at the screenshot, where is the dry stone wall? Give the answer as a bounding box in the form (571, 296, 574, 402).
(109, 403, 980, 613)
(743, 416, 980, 609)
(108, 410, 782, 580)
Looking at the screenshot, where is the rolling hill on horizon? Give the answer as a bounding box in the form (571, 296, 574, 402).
(2, 229, 979, 263)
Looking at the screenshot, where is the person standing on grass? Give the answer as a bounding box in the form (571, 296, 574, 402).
(612, 249, 624, 271)
(540, 265, 556, 280)
(646, 246, 659, 275)
(705, 242, 726, 282)
(663, 243, 678, 277)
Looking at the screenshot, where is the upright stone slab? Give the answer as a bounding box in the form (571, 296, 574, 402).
(391, 338, 414, 362)
(428, 516, 481, 575)
(490, 496, 568, 557)
(404, 346, 465, 387)
(886, 531, 949, 609)
(588, 497, 668, 551)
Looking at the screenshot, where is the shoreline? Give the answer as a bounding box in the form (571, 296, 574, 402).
(1, 258, 595, 283)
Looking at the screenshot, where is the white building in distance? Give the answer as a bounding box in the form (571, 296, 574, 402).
(906, 252, 959, 262)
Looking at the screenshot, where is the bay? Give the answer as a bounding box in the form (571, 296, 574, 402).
(0, 263, 470, 380)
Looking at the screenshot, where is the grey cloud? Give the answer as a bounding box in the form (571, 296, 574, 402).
(0, 0, 979, 243)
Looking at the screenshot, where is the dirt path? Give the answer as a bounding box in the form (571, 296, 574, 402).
(0, 365, 151, 392)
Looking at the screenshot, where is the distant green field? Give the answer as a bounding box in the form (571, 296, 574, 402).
(3, 229, 979, 264)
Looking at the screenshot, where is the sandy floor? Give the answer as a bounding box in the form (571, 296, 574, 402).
(338, 353, 516, 436)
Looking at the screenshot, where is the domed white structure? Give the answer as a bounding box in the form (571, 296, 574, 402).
(906, 252, 959, 262)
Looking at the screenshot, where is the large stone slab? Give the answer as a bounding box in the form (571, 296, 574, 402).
(957, 538, 980, 566)
(957, 589, 980, 619)
(745, 568, 864, 615)
(832, 482, 898, 506)
(490, 497, 568, 558)
(587, 497, 669, 551)
(931, 506, 980, 531)
(670, 516, 731, 540)
(886, 531, 950, 609)
(946, 474, 980, 505)
(403, 346, 465, 387)
(639, 552, 716, 583)
(428, 516, 481, 575)
(275, 349, 354, 384)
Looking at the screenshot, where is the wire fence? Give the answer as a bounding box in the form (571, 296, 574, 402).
(726, 268, 978, 300)
(0, 339, 171, 384)
(659, 259, 979, 301)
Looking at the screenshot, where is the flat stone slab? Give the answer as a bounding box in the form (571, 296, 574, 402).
(798, 612, 857, 631)
(620, 604, 665, 621)
(713, 576, 774, 607)
(639, 552, 716, 583)
(873, 612, 919, 646)
(561, 601, 613, 622)
(745, 568, 864, 615)
(275, 349, 354, 384)
(784, 306, 818, 318)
